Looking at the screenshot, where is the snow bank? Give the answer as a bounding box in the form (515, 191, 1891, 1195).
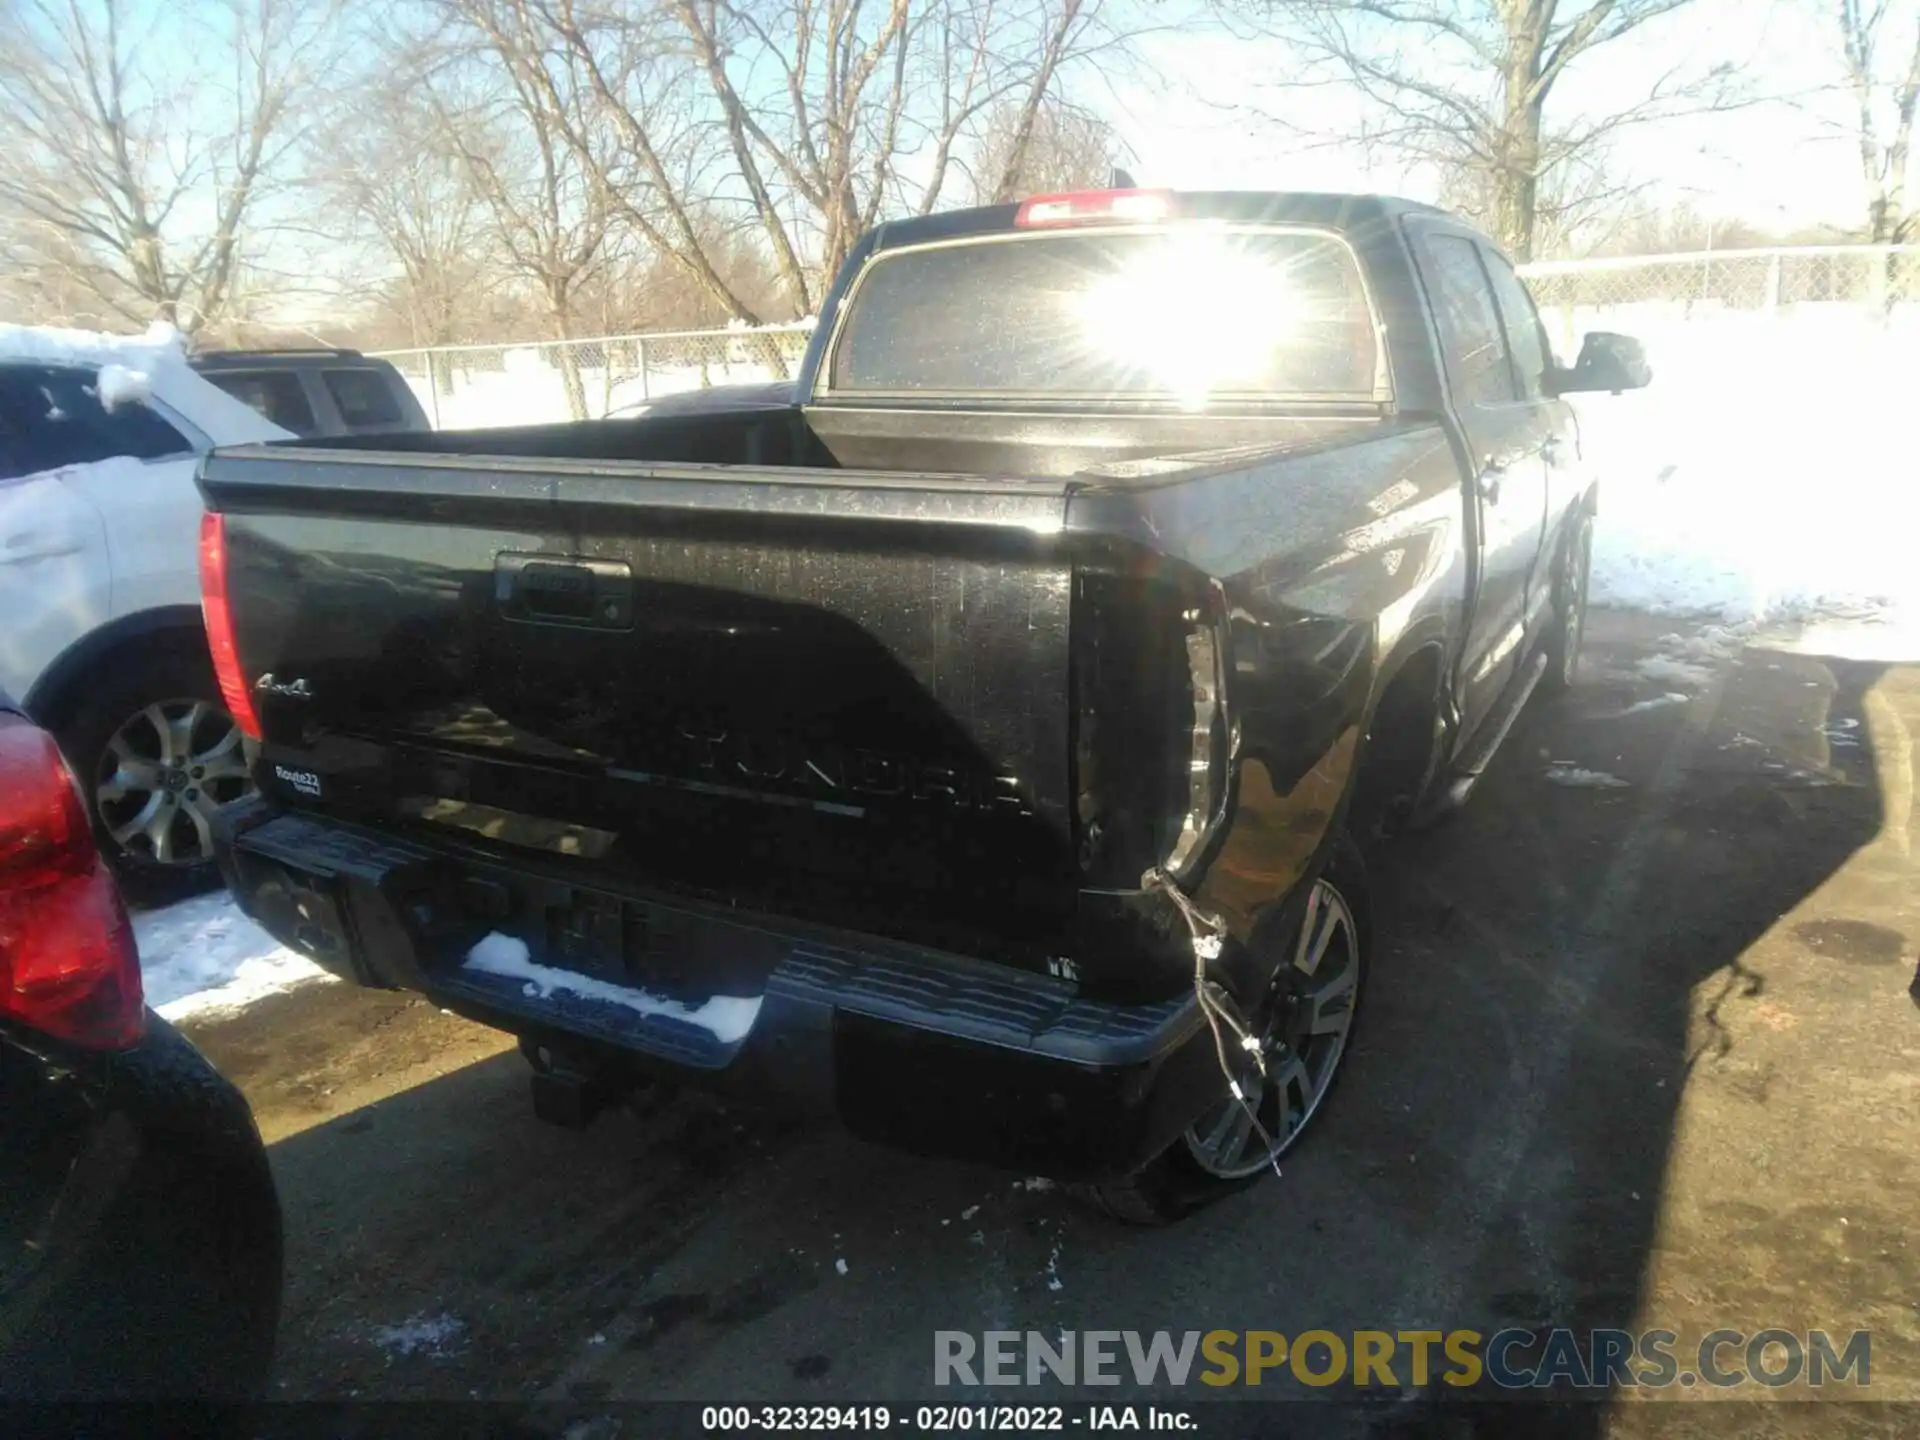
(399, 356, 788, 431)
(133, 890, 335, 1022)
(463, 932, 764, 1043)
(1568, 302, 1920, 631)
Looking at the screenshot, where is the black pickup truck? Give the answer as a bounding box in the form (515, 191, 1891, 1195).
(199, 190, 1647, 1221)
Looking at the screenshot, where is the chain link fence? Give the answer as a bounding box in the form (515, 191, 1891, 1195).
(371, 323, 815, 431)
(1517, 245, 1920, 354)
(369, 248, 1918, 430)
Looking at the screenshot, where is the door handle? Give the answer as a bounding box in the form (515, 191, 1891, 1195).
(494, 553, 633, 629)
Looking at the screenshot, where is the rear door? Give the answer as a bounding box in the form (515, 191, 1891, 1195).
(1408, 225, 1554, 740)
(18, 368, 207, 622)
(1478, 245, 1581, 631)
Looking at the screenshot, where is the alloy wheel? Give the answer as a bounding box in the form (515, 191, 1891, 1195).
(1183, 878, 1362, 1179)
(94, 698, 255, 867)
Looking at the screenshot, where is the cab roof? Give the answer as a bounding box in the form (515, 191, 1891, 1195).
(866, 190, 1455, 254)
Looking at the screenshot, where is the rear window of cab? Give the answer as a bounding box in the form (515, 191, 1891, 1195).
(826, 227, 1385, 405)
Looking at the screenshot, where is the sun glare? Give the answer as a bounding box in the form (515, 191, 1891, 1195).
(1071, 229, 1316, 408)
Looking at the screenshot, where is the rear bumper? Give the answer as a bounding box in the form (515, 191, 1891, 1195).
(212, 799, 1219, 1180)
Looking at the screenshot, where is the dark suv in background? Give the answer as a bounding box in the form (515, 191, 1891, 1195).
(191, 348, 431, 437)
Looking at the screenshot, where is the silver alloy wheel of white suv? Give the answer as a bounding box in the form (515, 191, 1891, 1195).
(92, 697, 254, 868)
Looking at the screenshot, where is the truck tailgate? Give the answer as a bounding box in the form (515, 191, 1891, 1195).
(200, 447, 1080, 962)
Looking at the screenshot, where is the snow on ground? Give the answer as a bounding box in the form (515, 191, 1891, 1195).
(1543, 763, 1631, 789)
(1635, 653, 1720, 688)
(1616, 692, 1691, 717)
(1572, 302, 1920, 640)
(133, 890, 334, 1022)
(399, 353, 789, 430)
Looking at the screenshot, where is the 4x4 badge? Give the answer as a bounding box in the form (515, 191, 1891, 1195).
(254, 673, 314, 700)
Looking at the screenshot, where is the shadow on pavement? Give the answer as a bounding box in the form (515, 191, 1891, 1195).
(251, 621, 1915, 1437)
(1339, 639, 1903, 1436)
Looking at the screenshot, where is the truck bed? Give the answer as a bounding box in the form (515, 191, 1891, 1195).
(270, 402, 1371, 479)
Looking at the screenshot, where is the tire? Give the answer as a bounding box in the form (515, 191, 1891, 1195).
(54, 637, 256, 901)
(1539, 508, 1593, 696)
(1072, 838, 1370, 1226)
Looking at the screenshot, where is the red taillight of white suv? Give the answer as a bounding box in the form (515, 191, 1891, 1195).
(0, 713, 144, 1048)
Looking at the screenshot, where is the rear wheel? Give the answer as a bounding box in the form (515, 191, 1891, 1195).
(1073, 841, 1369, 1225)
(56, 640, 256, 899)
(1540, 509, 1593, 695)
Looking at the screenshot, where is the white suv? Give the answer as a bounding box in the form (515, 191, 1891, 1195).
(0, 324, 289, 892)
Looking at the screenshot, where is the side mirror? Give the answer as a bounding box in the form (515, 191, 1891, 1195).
(1553, 332, 1651, 395)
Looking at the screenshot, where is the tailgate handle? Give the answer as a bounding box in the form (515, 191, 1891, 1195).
(495, 553, 633, 629)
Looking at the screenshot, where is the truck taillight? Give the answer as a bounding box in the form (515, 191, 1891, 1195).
(0, 715, 144, 1049)
(1071, 571, 1231, 890)
(199, 511, 262, 740)
(1014, 188, 1176, 228)
(1161, 601, 1232, 882)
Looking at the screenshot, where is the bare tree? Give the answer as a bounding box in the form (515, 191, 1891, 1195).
(1834, 0, 1920, 242)
(314, 80, 498, 357)
(0, 215, 119, 326)
(899, 0, 1116, 216)
(1591, 196, 1769, 255)
(1230, 1, 1733, 261)
(557, 205, 784, 335)
(980, 0, 1096, 201)
(525, 0, 785, 324)
(1434, 131, 1648, 256)
(0, 0, 1138, 352)
(677, 0, 1138, 307)
(512, 0, 1136, 322)
(972, 98, 1122, 201)
(0, 0, 336, 333)
(412, 0, 613, 417)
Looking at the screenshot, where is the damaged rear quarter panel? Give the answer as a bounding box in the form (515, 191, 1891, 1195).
(1066, 419, 1467, 942)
